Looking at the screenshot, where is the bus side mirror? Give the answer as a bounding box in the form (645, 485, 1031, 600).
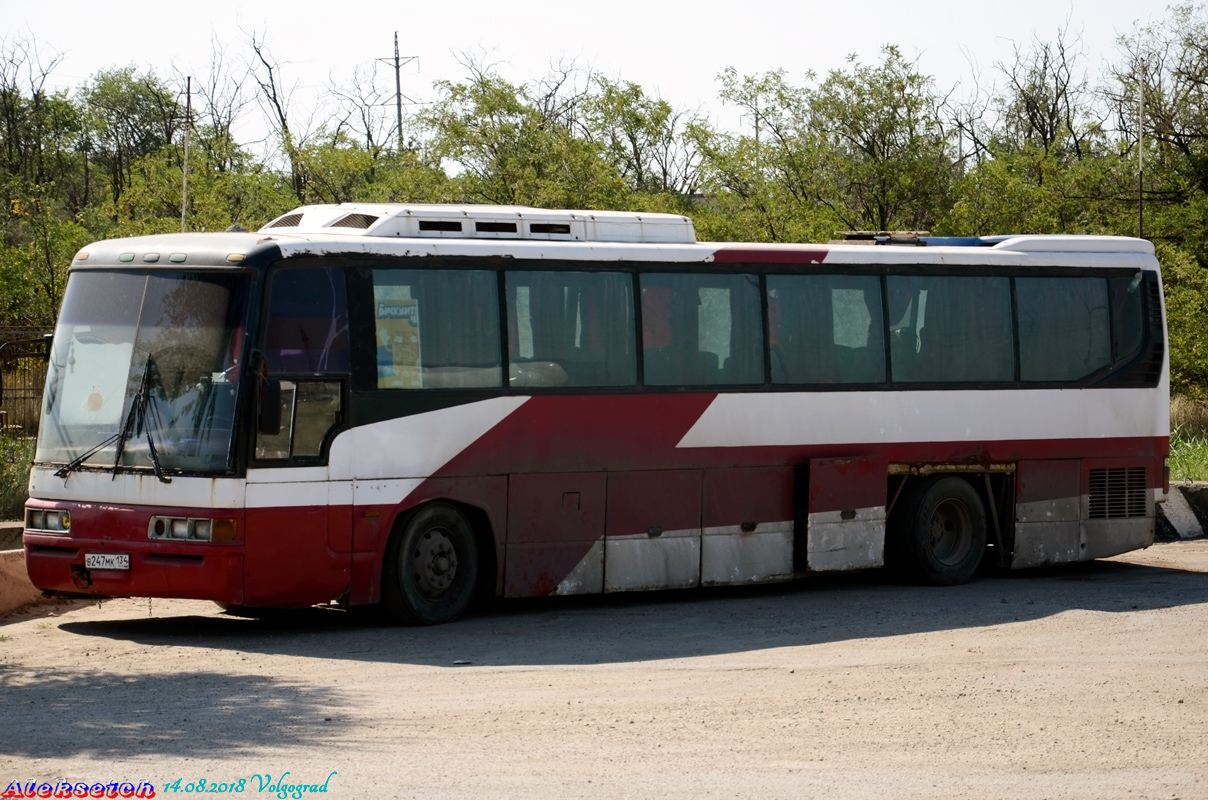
(259, 379, 282, 435)
(42, 333, 52, 363)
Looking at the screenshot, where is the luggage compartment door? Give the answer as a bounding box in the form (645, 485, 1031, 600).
(806, 455, 887, 572)
(505, 472, 606, 597)
(605, 470, 702, 592)
(701, 468, 794, 585)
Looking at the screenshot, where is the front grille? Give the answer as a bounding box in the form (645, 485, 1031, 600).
(1088, 467, 1147, 519)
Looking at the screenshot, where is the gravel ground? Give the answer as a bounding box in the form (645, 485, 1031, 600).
(2, 540, 1207, 799)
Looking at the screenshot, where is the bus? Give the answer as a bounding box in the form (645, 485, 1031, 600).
(23, 204, 1168, 624)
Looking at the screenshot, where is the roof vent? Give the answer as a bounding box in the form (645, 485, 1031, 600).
(329, 213, 379, 229)
(419, 220, 462, 233)
(265, 213, 304, 229)
(476, 221, 518, 234)
(531, 223, 571, 235)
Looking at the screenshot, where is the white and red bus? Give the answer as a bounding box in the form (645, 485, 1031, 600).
(23, 204, 1168, 623)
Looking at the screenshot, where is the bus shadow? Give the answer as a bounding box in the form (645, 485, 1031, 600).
(0, 667, 350, 759)
(57, 551, 1208, 669)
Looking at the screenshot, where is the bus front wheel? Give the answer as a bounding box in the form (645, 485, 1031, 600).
(890, 476, 986, 586)
(382, 503, 479, 625)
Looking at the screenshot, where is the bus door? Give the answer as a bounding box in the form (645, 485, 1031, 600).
(244, 265, 353, 607)
(805, 456, 887, 572)
(605, 470, 702, 592)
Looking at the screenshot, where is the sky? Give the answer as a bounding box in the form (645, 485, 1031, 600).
(8, 0, 1166, 142)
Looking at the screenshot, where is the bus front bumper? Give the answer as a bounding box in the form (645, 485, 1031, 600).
(23, 531, 244, 605)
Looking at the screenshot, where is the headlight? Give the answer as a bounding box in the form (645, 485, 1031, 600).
(148, 516, 236, 542)
(27, 509, 70, 532)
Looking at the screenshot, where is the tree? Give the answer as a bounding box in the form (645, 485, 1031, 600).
(423, 60, 625, 208)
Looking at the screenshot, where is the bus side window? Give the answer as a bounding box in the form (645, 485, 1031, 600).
(1110, 274, 1145, 363)
(887, 276, 1013, 384)
(767, 275, 885, 384)
(263, 266, 350, 374)
(257, 266, 349, 461)
(640, 273, 763, 386)
(506, 271, 635, 387)
(254, 380, 342, 460)
(372, 268, 502, 390)
(1017, 277, 1111, 382)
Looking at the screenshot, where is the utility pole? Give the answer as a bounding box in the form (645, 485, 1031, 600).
(378, 33, 417, 151)
(1137, 58, 1145, 240)
(181, 76, 191, 233)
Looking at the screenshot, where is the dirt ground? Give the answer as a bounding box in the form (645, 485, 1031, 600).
(2, 541, 1207, 800)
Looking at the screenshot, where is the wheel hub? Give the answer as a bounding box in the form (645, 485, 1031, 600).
(413, 528, 458, 598)
(928, 499, 972, 567)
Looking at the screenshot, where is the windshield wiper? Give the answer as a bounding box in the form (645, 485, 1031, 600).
(54, 431, 121, 480)
(111, 356, 172, 483)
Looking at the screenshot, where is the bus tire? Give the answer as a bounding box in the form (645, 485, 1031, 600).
(382, 503, 479, 625)
(892, 476, 986, 586)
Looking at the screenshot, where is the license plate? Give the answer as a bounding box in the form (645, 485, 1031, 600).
(85, 553, 130, 571)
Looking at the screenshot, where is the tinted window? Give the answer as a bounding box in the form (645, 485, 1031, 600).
(1110, 274, 1145, 362)
(640, 273, 763, 386)
(767, 275, 885, 384)
(887, 276, 1013, 383)
(372, 269, 501, 389)
(506, 271, 635, 387)
(263, 267, 349, 374)
(1017, 277, 1110, 382)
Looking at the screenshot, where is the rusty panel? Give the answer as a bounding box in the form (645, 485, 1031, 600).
(1012, 521, 1081, 568)
(1080, 518, 1153, 560)
(505, 472, 605, 597)
(806, 456, 886, 572)
(808, 455, 887, 514)
(1016, 460, 1080, 522)
(605, 470, 702, 592)
(701, 468, 794, 585)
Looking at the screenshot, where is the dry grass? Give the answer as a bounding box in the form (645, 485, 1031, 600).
(1172, 395, 1208, 436)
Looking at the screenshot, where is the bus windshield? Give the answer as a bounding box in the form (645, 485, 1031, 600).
(36, 270, 249, 475)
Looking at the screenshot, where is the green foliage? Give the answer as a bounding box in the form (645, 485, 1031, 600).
(1, 9, 1208, 394)
(1157, 244, 1208, 398)
(0, 434, 34, 521)
(1170, 427, 1208, 482)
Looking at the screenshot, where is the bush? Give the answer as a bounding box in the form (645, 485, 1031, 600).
(0, 434, 34, 520)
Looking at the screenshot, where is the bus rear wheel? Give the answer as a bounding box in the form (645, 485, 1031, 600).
(382, 503, 479, 625)
(890, 476, 986, 586)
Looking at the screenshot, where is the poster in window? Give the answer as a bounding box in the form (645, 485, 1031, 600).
(376, 298, 422, 388)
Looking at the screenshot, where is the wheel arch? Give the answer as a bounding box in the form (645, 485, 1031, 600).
(381, 495, 502, 603)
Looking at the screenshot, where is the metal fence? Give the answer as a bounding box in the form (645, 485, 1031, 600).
(0, 329, 51, 436)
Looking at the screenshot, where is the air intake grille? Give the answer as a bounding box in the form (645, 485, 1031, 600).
(1087, 467, 1147, 519)
(330, 213, 379, 229)
(265, 213, 303, 228)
